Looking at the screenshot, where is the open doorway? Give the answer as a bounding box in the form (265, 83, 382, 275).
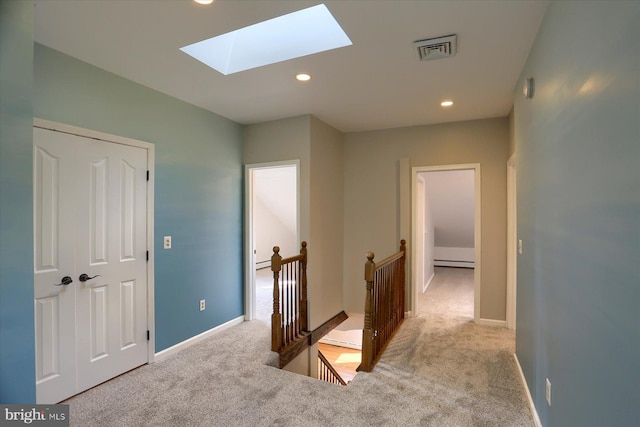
(244, 161, 299, 323)
(411, 164, 481, 322)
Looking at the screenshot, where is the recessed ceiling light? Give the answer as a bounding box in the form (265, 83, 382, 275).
(193, 0, 214, 5)
(296, 73, 311, 82)
(180, 4, 352, 75)
(441, 100, 454, 107)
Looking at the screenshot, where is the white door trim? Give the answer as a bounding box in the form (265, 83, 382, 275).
(411, 163, 481, 323)
(33, 118, 156, 363)
(506, 154, 517, 330)
(244, 160, 300, 321)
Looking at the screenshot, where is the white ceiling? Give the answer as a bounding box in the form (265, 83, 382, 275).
(33, 0, 548, 133)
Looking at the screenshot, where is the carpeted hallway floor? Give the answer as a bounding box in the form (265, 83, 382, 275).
(64, 267, 533, 426)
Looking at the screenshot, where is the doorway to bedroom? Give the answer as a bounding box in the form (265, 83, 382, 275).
(244, 161, 299, 323)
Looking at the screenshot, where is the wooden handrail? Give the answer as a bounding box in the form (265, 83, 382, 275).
(271, 242, 309, 355)
(318, 350, 347, 386)
(360, 239, 406, 372)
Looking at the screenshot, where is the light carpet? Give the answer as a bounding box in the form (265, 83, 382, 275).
(64, 267, 533, 426)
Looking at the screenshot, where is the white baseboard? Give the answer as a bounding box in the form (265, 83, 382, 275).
(154, 315, 244, 362)
(405, 311, 412, 318)
(423, 272, 435, 293)
(514, 353, 543, 427)
(477, 318, 508, 328)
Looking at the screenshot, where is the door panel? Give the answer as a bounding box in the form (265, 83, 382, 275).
(34, 129, 78, 403)
(75, 139, 148, 392)
(89, 157, 109, 264)
(34, 127, 148, 403)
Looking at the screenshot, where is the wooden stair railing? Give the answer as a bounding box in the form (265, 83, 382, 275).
(317, 350, 347, 386)
(359, 239, 407, 372)
(271, 241, 349, 370)
(271, 242, 310, 367)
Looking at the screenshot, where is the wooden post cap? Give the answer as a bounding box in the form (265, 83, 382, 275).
(273, 246, 280, 254)
(366, 252, 375, 262)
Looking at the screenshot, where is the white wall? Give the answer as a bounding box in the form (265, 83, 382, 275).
(416, 176, 435, 293)
(423, 184, 435, 291)
(254, 196, 296, 265)
(422, 169, 475, 267)
(254, 167, 297, 266)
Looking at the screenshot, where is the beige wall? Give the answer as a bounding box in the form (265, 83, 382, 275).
(244, 115, 345, 331)
(309, 116, 344, 329)
(244, 115, 311, 242)
(343, 117, 509, 321)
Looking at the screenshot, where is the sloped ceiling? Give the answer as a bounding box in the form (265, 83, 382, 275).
(254, 167, 297, 237)
(422, 170, 475, 248)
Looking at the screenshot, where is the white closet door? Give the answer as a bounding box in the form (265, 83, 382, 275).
(34, 128, 78, 404)
(34, 128, 148, 403)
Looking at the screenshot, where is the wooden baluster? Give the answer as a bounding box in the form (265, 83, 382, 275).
(294, 261, 298, 338)
(271, 246, 282, 352)
(292, 262, 296, 338)
(384, 266, 389, 345)
(374, 269, 379, 356)
(299, 241, 308, 332)
(361, 252, 375, 372)
(284, 263, 293, 344)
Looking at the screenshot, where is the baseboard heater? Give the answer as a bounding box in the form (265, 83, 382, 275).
(434, 259, 475, 268)
(256, 260, 270, 270)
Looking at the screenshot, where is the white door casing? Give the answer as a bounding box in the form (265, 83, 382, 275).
(506, 154, 517, 330)
(34, 125, 150, 403)
(411, 164, 481, 322)
(244, 160, 300, 321)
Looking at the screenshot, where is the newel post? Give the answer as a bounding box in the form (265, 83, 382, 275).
(361, 252, 376, 372)
(299, 241, 308, 332)
(271, 246, 282, 352)
(399, 239, 406, 319)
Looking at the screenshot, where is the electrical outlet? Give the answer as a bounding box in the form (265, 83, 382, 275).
(546, 378, 551, 406)
(163, 236, 171, 249)
(199, 299, 205, 311)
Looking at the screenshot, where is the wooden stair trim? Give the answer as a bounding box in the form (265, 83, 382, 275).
(318, 349, 347, 386)
(278, 311, 349, 369)
(278, 331, 310, 368)
(309, 311, 348, 346)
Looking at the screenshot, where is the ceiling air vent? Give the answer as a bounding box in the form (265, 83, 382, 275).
(414, 34, 457, 61)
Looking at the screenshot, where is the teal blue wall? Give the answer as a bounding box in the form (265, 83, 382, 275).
(0, 0, 36, 403)
(33, 44, 244, 354)
(514, 2, 640, 426)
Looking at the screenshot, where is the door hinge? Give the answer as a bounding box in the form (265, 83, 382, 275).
(146, 170, 149, 181)
(146, 251, 149, 261)
(147, 330, 150, 341)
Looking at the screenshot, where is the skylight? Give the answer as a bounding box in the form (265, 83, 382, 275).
(180, 4, 352, 75)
